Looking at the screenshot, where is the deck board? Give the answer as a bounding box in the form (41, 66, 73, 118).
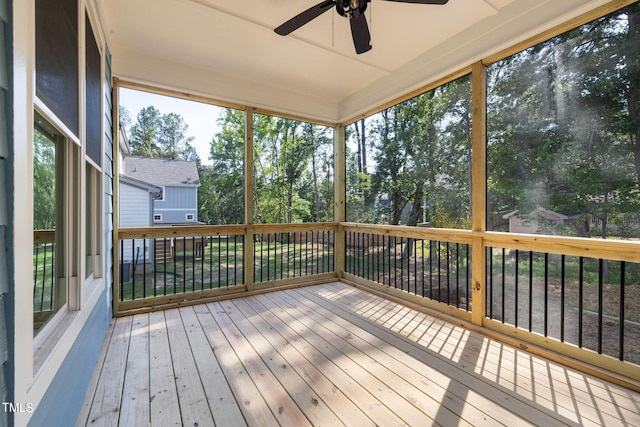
(77, 282, 640, 427)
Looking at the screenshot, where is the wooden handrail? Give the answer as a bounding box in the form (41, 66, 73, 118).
(34, 229, 55, 244)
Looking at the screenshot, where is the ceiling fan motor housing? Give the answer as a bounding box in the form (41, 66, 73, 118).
(337, 0, 368, 19)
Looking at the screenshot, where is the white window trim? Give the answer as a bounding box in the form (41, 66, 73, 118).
(186, 213, 195, 221)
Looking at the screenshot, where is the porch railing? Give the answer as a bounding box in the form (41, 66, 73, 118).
(343, 225, 472, 313)
(33, 229, 55, 313)
(116, 223, 338, 313)
(115, 222, 640, 382)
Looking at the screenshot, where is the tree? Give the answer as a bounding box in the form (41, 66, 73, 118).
(486, 4, 640, 239)
(33, 129, 56, 230)
(200, 108, 245, 225)
(127, 106, 201, 164)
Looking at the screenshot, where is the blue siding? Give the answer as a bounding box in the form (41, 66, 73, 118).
(27, 290, 110, 427)
(104, 46, 113, 315)
(0, 1, 11, 426)
(28, 29, 113, 427)
(154, 186, 198, 223)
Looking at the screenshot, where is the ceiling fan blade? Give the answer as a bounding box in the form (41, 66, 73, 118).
(382, 0, 448, 4)
(350, 13, 372, 54)
(274, 0, 337, 36)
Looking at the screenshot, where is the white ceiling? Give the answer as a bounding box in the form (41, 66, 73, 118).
(98, 0, 615, 123)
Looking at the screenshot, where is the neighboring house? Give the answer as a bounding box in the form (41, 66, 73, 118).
(123, 156, 201, 226)
(503, 206, 569, 234)
(119, 175, 162, 277)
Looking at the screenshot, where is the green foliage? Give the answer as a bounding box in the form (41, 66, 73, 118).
(33, 128, 56, 230)
(127, 106, 200, 163)
(487, 4, 640, 239)
(200, 108, 245, 225)
(253, 114, 334, 224)
(347, 75, 472, 227)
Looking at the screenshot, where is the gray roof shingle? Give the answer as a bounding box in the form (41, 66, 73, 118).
(123, 156, 200, 187)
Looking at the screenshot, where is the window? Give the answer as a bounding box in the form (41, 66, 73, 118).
(33, 113, 80, 334)
(85, 14, 102, 280)
(186, 213, 195, 221)
(35, 0, 79, 135)
(154, 214, 162, 222)
(85, 163, 101, 279)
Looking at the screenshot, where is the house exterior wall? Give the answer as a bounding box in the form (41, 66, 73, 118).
(154, 186, 198, 223)
(103, 47, 114, 317)
(1, 0, 12, 425)
(12, 1, 113, 425)
(119, 182, 152, 228)
(118, 183, 154, 264)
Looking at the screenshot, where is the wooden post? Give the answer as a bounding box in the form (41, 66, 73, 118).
(244, 107, 255, 291)
(334, 124, 346, 278)
(471, 61, 487, 326)
(112, 77, 120, 316)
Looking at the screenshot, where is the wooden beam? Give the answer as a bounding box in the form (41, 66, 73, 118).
(245, 107, 255, 291)
(334, 124, 346, 278)
(112, 76, 121, 317)
(471, 61, 487, 326)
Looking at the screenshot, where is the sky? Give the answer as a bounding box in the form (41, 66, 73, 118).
(119, 87, 224, 165)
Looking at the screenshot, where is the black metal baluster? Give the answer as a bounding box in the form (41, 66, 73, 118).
(394, 237, 398, 289)
(413, 239, 418, 296)
(300, 232, 304, 277)
(429, 240, 434, 299)
(142, 240, 148, 297)
(120, 240, 125, 301)
(579, 257, 584, 348)
(465, 244, 470, 312)
(544, 252, 549, 337)
(455, 243, 460, 308)
(287, 232, 292, 279)
(241, 235, 245, 285)
(598, 258, 603, 354)
(182, 237, 187, 293)
(560, 255, 565, 342)
(35, 245, 42, 311)
(501, 248, 507, 322)
(528, 251, 533, 332)
(226, 234, 230, 285)
(267, 234, 272, 281)
(421, 240, 426, 297)
(163, 238, 168, 295)
(279, 233, 284, 279)
(438, 242, 442, 302)
(619, 261, 626, 361)
(209, 236, 215, 289)
(202, 236, 206, 289)
(192, 236, 196, 292)
(130, 241, 136, 300)
(235, 235, 239, 286)
(514, 249, 519, 328)
(445, 242, 451, 305)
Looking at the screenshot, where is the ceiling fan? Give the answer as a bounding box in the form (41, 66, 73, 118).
(274, 0, 449, 54)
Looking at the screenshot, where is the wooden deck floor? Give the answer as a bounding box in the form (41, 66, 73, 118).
(76, 282, 640, 426)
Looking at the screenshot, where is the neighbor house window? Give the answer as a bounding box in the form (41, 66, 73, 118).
(154, 214, 162, 222)
(186, 213, 195, 221)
